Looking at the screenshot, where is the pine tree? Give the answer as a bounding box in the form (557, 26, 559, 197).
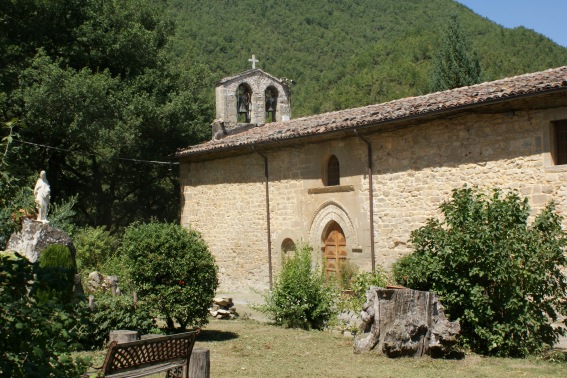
(430, 15, 482, 92)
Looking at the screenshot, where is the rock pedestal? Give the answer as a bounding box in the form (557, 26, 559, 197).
(6, 218, 83, 294)
(7, 218, 75, 263)
(354, 287, 460, 358)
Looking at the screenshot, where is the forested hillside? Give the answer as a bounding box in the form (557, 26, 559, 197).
(2, 0, 567, 234)
(168, 0, 567, 117)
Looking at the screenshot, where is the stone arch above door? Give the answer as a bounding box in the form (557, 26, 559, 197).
(309, 201, 358, 251)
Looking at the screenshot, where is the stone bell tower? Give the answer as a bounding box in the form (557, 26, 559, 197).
(212, 55, 292, 140)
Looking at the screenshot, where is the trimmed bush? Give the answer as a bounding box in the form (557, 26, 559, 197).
(393, 187, 567, 357)
(260, 244, 337, 330)
(35, 244, 75, 304)
(119, 222, 218, 331)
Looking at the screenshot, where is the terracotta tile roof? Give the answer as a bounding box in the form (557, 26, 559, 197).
(177, 66, 567, 158)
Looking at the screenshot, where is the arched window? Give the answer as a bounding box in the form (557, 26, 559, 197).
(326, 155, 340, 186)
(237, 83, 252, 123)
(265, 86, 278, 123)
(281, 238, 295, 254)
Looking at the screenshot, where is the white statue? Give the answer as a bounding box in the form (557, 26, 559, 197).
(34, 170, 50, 223)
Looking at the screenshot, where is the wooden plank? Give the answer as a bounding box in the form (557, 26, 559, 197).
(188, 348, 210, 378)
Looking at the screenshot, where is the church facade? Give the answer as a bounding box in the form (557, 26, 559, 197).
(177, 66, 567, 292)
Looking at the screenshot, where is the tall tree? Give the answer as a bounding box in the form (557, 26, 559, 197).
(0, 0, 213, 232)
(430, 14, 483, 92)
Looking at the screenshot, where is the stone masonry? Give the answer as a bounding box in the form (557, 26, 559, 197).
(181, 103, 567, 292)
(179, 67, 567, 292)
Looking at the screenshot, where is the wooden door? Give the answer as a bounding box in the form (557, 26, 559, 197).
(323, 222, 347, 278)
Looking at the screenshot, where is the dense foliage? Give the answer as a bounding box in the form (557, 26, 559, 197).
(0, 252, 88, 377)
(87, 293, 157, 348)
(260, 244, 337, 330)
(74, 226, 119, 273)
(35, 245, 75, 305)
(168, 0, 567, 117)
(120, 222, 218, 331)
(0, 0, 213, 232)
(393, 187, 567, 357)
(430, 14, 482, 91)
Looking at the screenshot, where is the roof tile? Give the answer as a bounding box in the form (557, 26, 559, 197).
(177, 66, 567, 157)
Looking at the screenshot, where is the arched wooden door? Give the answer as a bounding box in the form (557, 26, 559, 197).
(323, 221, 347, 278)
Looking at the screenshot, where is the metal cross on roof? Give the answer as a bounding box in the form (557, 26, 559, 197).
(248, 54, 259, 69)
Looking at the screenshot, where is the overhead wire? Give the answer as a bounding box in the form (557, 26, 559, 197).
(12, 139, 179, 166)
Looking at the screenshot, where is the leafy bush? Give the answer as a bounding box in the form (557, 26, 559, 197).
(337, 268, 390, 313)
(119, 222, 218, 331)
(0, 187, 34, 250)
(86, 293, 158, 348)
(35, 244, 75, 305)
(48, 195, 79, 236)
(0, 252, 89, 377)
(337, 259, 359, 290)
(393, 187, 567, 357)
(101, 253, 135, 294)
(260, 244, 337, 330)
(74, 226, 119, 273)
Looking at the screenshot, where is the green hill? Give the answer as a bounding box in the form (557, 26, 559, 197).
(167, 0, 567, 117)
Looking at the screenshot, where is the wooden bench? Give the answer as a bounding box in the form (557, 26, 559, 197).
(85, 330, 199, 378)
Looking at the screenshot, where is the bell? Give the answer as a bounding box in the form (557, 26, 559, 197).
(238, 100, 247, 114)
(266, 98, 275, 112)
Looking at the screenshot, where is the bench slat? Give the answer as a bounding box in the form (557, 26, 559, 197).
(106, 360, 186, 378)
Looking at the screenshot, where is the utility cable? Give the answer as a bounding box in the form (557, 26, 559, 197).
(12, 139, 179, 165)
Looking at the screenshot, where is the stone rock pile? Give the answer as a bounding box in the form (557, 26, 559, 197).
(209, 297, 238, 319)
(88, 271, 121, 295)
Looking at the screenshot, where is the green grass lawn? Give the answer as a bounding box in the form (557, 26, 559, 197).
(81, 318, 566, 377)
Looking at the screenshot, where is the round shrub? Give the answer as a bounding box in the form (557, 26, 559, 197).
(119, 222, 218, 331)
(393, 187, 567, 357)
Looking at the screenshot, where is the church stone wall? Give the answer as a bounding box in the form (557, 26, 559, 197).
(368, 106, 567, 268)
(180, 154, 270, 292)
(180, 105, 567, 292)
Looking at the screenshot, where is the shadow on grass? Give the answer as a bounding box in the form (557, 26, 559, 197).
(197, 329, 239, 342)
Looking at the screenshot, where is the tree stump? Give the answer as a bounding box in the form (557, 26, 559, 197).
(354, 287, 460, 358)
(189, 348, 210, 378)
(109, 330, 138, 344)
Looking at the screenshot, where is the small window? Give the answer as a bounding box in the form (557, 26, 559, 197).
(326, 155, 340, 186)
(281, 238, 295, 254)
(553, 120, 567, 165)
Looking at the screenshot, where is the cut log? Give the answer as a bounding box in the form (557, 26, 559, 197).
(189, 348, 210, 378)
(354, 287, 460, 358)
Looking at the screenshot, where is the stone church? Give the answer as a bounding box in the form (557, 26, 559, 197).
(177, 63, 567, 292)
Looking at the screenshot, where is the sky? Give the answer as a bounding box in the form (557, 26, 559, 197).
(455, 0, 567, 47)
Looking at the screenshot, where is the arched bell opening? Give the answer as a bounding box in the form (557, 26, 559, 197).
(237, 83, 252, 123)
(265, 86, 278, 123)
